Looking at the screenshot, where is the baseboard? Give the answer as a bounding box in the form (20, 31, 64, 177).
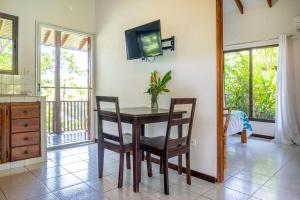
(250, 134, 274, 140)
(151, 157, 217, 183)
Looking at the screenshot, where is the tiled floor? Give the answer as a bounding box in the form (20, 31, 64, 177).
(0, 135, 300, 200)
(47, 131, 90, 147)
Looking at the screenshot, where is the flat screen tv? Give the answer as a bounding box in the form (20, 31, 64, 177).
(125, 20, 163, 60)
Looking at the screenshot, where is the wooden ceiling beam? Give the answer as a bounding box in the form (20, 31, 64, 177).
(234, 0, 244, 14)
(267, 0, 272, 7)
(43, 30, 51, 44)
(61, 34, 70, 47)
(78, 37, 88, 50)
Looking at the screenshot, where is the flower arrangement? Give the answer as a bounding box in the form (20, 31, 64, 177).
(145, 70, 172, 109)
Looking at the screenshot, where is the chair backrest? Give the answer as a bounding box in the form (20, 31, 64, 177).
(96, 96, 124, 145)
(223, 107, 232, 170)
(223, 107, 232, 134)
(165, 98, 197, 150)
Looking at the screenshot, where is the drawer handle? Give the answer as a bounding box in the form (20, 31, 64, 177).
(23, 110, 28, 115)
(24, 123, 29, 127)
(24, 137, 29, 141)
(23, 150, 28, 154)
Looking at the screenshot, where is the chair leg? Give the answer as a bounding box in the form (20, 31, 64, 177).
(160, 156, 163, 174)
(163, 156, 169, 195)
(98, 145, 104, 178)
(146, 152, 153, 177)
(178, 155, 182, 175)
(138, 150, 142, 182)
(186, 152, 191, 185)
(126, 152, 131, 169)
(118, 153, 125, 188)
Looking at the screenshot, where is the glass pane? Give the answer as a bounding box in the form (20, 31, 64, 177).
(252, 47, 278, 120)
(60, 88, 88, 101)
(224, 51, 250, 115)
(60, 31, 89, 88)
(40, 27, 55, 87)
(40, 88, 55, 101)
(0, 18, 13, 71)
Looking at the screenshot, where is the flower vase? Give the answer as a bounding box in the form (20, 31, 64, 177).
(151, 95, 159, 109)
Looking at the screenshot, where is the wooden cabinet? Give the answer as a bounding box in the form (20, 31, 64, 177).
(0, 102, 41, 163)
(0, 104, 10, 163)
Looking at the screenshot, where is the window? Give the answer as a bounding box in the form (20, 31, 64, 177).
(0, 12, 18, 74)
(224, 45, 278, 122)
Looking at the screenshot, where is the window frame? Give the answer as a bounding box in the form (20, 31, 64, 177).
(224, 44, 278, 123)
(0, 12, 18, 75)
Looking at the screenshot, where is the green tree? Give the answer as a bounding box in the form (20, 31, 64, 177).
(0, 38, 13, 71)
(224, 47, 278, 120)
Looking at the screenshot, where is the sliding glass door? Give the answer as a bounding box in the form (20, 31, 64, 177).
(37, 25, 93, 148)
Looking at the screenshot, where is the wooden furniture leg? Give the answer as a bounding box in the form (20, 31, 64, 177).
(118, 153, 124, 188)
(132, 119, 140, 192)
(146, 152, 152, 177)
(163, 156, 169, 195)
(141, 124, 145, 161)
(98, 140, 104, 178)
(178, 124, 183, 175)
(186, 151, 191, 184)
(241, 130, 247, 143)
(160, 157, 163, 174)
(126, 152, 131, 169)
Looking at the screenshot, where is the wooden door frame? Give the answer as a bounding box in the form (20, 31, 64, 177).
(216, 0, 224, 182)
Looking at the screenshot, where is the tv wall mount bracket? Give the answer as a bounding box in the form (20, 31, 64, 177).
(162, 36, 175, 51)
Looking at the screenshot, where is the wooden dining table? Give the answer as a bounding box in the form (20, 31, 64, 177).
(95, 107, 186, 192)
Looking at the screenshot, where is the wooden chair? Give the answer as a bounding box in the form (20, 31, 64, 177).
(141, 98, 197, 195)
(96, 96, 132, 188)
(223, 107, 232, 170)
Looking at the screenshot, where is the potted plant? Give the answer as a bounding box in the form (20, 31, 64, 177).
(145, 70, 172, 109)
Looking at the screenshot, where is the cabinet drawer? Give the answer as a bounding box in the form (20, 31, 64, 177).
(11, 145, 40, 161)
(11, 132, 40, 147)
(11, 104, 40, 119)
(11, 118, 40, 133)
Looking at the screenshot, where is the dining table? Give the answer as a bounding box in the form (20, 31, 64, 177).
(95, 107, 186, 192)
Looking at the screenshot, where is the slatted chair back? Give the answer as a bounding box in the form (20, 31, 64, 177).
(223, 107, 232, 169)
(96, 96, 124, 146)
(165, 98, 197, 150)
(223, 108, 232, 134)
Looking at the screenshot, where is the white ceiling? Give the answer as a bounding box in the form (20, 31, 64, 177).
(223, 0, 275, 13)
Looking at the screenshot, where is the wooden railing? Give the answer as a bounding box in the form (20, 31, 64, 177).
(46, 101, 88, 133)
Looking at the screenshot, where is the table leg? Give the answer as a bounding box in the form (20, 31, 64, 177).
(132, 119, 141, 192)
(141, 124, 145, 161)
(178, 124, 183, 175)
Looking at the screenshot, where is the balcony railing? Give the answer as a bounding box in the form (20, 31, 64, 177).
(46, 101, 89, 134)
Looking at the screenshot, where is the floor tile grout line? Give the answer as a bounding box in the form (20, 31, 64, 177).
(245, 144, 300, 199)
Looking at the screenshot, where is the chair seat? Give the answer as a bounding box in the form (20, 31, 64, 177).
(141, 136, 185, 152)
(104, 133, 132, 145)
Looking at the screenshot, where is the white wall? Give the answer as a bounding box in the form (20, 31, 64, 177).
(95, 0, 217, 177)
(224, 0, 300, 136)
(0, 0, 95, 95)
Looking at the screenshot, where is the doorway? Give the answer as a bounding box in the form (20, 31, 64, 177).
(37, 24, 93, 148)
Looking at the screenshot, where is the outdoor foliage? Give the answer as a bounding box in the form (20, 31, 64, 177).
(224, 47, 278, 120)
(0, 38, 13, 71)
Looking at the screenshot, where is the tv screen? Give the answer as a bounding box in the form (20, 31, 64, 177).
(138, 32, 162, 57)
(125, 20, 163, 60)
